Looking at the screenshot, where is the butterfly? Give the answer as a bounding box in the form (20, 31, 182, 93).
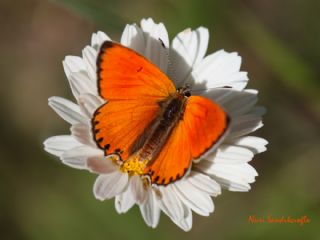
(92, 41, 229, 186)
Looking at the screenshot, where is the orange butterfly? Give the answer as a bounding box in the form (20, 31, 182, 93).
(92, 41, 229, 186)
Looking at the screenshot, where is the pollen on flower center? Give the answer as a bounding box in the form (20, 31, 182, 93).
(120, 158, 148, 176)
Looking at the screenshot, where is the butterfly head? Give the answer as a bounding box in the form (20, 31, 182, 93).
(177, 84, 191, 98)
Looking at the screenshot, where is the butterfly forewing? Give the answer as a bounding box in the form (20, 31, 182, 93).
(97, 41, 176, 100)
(93, 41, 175, 159)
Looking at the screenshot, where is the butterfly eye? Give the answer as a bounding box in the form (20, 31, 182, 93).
(185, 91, 191, 97)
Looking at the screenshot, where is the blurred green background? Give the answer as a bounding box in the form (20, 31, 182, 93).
(1, 0, 319, 239)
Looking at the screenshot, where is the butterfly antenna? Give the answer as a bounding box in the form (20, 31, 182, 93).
(158, 38, 176, 82)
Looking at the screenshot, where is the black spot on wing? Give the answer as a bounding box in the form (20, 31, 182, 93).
(154, 176, 159, 183)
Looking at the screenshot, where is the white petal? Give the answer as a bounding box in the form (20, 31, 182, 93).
(187, 172, 221, 196)
(228, 136, 268, 154)
(63, 56, 86, 78)
(69, 72, 97, 99)
(206, 145, 254, 164)
(82, 46, 97, 81)
(214, 176, 251, 192)
(195, 140, 258, 188)
(70, 123, 95, 147)
(87, 155, 117, 174)
(63, 57, 93, 100)
(43, 135, 81, 157)
(115, 187, 135, 214)
(48, 96, 87, 124)
(140, 18, 169, 73)
(78, 93, 105, 118)
(214, 89, 259, 117)
(199, 88, 256, 117)
(199, 87, 237, 104)
(157, 185, 184, 221)
(172, 203, 193, 232)
(61, 145, 103, 169)
(174, 181, 213, 216)
(198, 160, 258, 192)
(140, 188, 161, 228)
(130, 175, 147, 204)
(121, 24, 145, 55)
(201, 160, 258, 180)
(91, 31, 110, 50)
(191, 50, 248, 91)
(169, 27, 209, 86)
(93, 172, 128, 201)
(227, 114, 263, 139)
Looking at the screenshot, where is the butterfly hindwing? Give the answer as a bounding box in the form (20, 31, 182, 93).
(144, 96, 229, 185)
(93, 99, 159, 159)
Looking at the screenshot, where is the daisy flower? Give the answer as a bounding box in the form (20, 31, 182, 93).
(44, 18, 267, 231)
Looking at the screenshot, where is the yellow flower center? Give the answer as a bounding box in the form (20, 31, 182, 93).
(120, 158, 148, 176)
